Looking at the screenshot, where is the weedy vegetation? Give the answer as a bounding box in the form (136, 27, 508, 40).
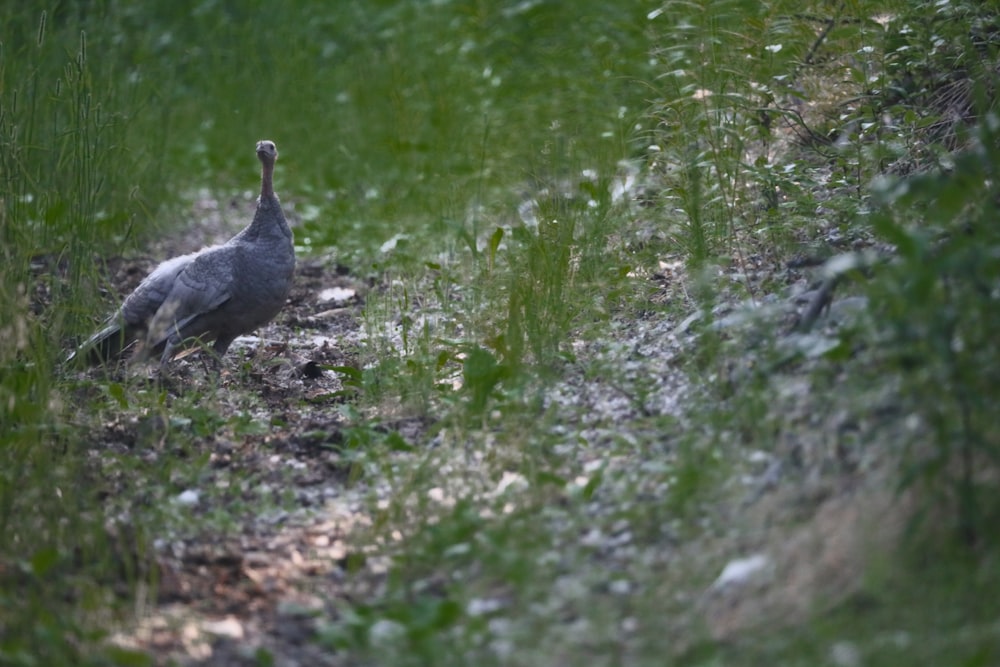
(1, 0, 999, 664)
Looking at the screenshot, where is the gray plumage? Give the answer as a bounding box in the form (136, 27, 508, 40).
(73, 140, 295, 366)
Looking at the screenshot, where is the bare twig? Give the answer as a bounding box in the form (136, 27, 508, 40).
(796, 275, 841, 332)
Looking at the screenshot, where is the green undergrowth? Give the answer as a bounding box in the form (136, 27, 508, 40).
(2, 0, 1000, 664)
(0, 9, 170, 666)
(663, 2, 1000, 664)
(331, 1, 1000, 665)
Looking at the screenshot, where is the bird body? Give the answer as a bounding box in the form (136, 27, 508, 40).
(74, 140, 295, 366)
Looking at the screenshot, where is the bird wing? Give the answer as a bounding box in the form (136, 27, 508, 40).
(145, 247, 236, 349)
(119, 254, 196, 327)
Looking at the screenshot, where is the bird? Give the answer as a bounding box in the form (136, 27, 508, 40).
(71, 139, 296, 367)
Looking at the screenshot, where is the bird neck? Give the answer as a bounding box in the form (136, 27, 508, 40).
(260, 161, 275, 199)
(238, 158, 290, 242)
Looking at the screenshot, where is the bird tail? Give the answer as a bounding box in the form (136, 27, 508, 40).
(66, 320, 136, 366)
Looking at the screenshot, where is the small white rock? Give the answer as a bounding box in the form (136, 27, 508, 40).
(710, 553, 770, 590)
(609, 579, 631, 595)
(467, 597, 505, 616)
(379, 234, 406, 253)
(201, 616, 243, 639)
(495, 471, 527, 494)
(318, 286, 356, 304)
(175, 489, 200, 506)
(829, 640, 862, 667)
(579, 528, 605, 547)
(368, 619, 406, 644)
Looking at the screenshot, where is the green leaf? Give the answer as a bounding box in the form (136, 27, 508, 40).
(29, 547, 60, 577)
(488, 226, 504, 268)
(324, 365, 363, 387)
(458, 228, 478, 258)
(104, 645, 153, 667)
(383, 431, 414, 452)
(107, 382, 129, 409)
(581, 468, 603, 500)
(534, 470, 568, 488)
(463, 347, 504, 415)
(870, 210, 921, 260)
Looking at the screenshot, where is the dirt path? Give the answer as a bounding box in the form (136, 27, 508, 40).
(81, 194, 383, 665)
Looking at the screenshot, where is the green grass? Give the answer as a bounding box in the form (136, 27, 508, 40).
(0, 8, 169, 664)
(2, 0, 1000, 664)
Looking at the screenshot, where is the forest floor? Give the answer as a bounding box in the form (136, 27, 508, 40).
(73, 187, 919, 667)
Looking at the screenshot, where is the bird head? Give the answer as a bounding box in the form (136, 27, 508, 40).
(256, 140, 278, 163)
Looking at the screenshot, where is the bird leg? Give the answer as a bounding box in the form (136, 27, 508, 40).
(159, 336, 180, 367)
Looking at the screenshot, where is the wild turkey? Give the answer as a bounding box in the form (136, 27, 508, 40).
(71, 140, 295, 366)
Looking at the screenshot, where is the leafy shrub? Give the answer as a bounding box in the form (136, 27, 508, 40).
(868, 115, 1000, 543)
